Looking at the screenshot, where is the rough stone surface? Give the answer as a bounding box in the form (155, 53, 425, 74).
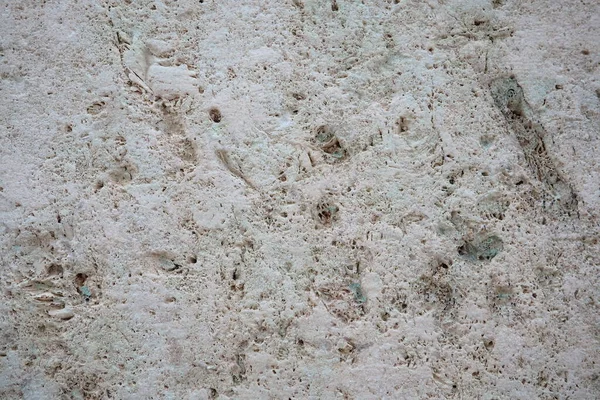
(1, 0, 599, 399)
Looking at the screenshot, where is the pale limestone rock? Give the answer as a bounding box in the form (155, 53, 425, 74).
(0, 0, 599, 398)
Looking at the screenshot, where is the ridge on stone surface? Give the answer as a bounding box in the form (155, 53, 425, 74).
(0, 0, 599, 399)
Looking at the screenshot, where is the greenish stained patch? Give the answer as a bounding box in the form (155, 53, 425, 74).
(349, 283, 367, 304)
(479, 236, 503, 259)
(330, 149, 345, 159)
(479, 135, 494, 149)
(459, 234, 503, 261)
(316, 130, 334, 143)
(79, 286, 91, 298)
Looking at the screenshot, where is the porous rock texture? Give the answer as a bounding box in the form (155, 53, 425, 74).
(1, 0, 599, 399)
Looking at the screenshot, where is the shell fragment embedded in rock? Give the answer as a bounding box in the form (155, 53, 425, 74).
(48, 308, 74, 320)
(33, 292, 56, 302)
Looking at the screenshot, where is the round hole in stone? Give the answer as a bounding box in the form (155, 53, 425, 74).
(209, 108, 222, 123)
